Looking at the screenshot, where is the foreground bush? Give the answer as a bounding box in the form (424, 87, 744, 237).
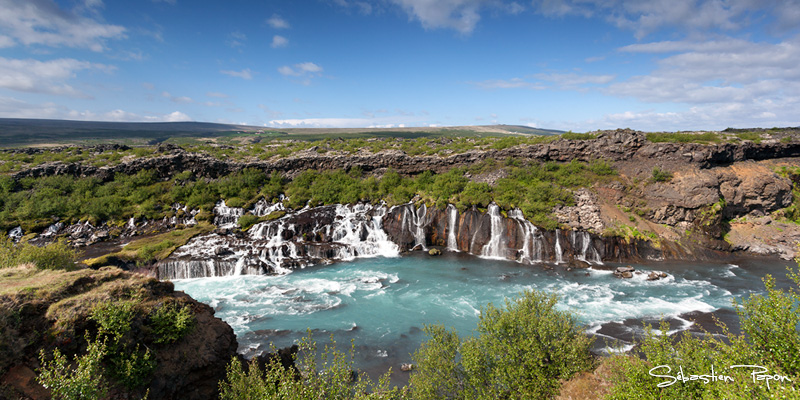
(410, 289, 594, 399)
(219, 334, 404, 400)
(607, 267, 800, 399)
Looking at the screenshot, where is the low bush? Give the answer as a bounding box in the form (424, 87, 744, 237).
(150, 301, 195, 344)
(411, 289, 594, 399)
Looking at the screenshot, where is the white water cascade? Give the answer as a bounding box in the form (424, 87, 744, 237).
(162, 203, 400, 280)
(481, 203, 506, 259)
(446, 204, 459, 252)
(509, 209, 544, 263)
(554, 229, 564, 264)
(570, 230, 602, 264)
(213, 200, 245, 229)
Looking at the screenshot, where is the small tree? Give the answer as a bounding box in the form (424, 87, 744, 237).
(38, 338, 109, 400)
(411, 289, 594, 399)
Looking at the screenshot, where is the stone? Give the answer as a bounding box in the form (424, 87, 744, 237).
(614, 266, 635, 278)
(401, 363, 414, 372)
(428, 248, 442, 256)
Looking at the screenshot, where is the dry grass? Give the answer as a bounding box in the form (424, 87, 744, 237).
(557, 357, 615, 400)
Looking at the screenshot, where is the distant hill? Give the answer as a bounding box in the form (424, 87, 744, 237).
(0, 118, 564, 147)
(0, 119, 259, 147)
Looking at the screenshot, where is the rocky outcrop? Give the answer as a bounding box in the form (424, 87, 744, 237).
(11, 130, 800, 183)
(0, 266, 237, 400)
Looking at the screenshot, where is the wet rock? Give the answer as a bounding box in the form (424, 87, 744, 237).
(614, 266, 635, 279)
(401, 363, 414, 372)
(428, 248, 442, 256)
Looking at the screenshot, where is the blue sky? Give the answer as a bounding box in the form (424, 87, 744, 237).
(1, 0, 799, 132)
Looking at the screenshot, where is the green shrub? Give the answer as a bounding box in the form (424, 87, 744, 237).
(650, 167, 673, 182)
(150, 302, 195, 344)
(38, 338, 109, 400)
(561, 131, 598, 140)
(411, 289, 594, 399)
(607, 267, 800, 399)
(237, 214, 261, 231)
(219, 334, 402, 400)
(0, 236, 76, 270)
(90, 300, 137, 341)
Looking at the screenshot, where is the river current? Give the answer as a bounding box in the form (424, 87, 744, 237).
(173, 250, 793, 385)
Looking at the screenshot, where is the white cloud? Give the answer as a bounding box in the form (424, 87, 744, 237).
(608, 36, 800, 104)
(268, 114, 425, 128)
(530, 0, 800, 39)
(206, 91, 228, 98)
(271, 35, 288, 48)
(0, 57, 114, 98)
(390, 0, 486, 35)
(0, 0, 126, 51)
(161, 111, 191, 122)
(278, 62, 323, 85)
(267, 14, 290, 29)
(220, 68, 253, 80)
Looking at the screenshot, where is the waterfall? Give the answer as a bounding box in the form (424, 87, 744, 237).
(42, 222, 64, 237)
(554, 229, 564, 264)
(8, 226, 22, 241)
(213, 200, 245, 229)
(414, 204, 427, 250)
(328, 204, 400, 259)
(481, 203, 505, 259)
(252, 198, 285, 217)
(509, 209, 543, 263)
(446, 204, 459, 252)
(162, 203, 399, 279)
(570, 230, 602, 264)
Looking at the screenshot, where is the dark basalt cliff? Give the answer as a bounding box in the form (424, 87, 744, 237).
(12, 130, 800, 182)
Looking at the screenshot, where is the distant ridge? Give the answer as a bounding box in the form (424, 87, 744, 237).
(0, 118, 563, 147)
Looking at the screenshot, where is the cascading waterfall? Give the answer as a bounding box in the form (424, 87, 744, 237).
(570, 230, 602, 264)
(446, 204, 458, 252)
(509, 209, 543, 263)
(213, 200, 245, 229)
(161, 202, 399, 280)
(554, 229, 564, 264)
(8, 226, 23, 241)
(481, 204, 505, 259)
(414, 204, 427, 250)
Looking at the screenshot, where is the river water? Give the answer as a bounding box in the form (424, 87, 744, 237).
(173, 251, 794, 386)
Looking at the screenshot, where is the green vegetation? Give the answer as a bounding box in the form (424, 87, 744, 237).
(150, 301, 195, 344)
(411, 289, 594, 399)
(561, 131, 598, 140)
(219, 334, 403, 400)
(38, 337, 110, 400)
(650, 166, 673, 183)
(646, 132, 721, 143)
(602, 222, 660, 246)
(84, 223, 213, 267)
(0, 236, 76, 270)
(607, 267, 800, 399)
(2, 157, 617, 235)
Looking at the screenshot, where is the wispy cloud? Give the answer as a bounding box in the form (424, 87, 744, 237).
(470, 78, 545, 90)
(220, 68, 253, 80)
(0, 57, 115, 98)
(0, 0, 126, 51)
(266, 14, 290, 29)
(271, 35, 288, 48)
(278, 62, 323, 85)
